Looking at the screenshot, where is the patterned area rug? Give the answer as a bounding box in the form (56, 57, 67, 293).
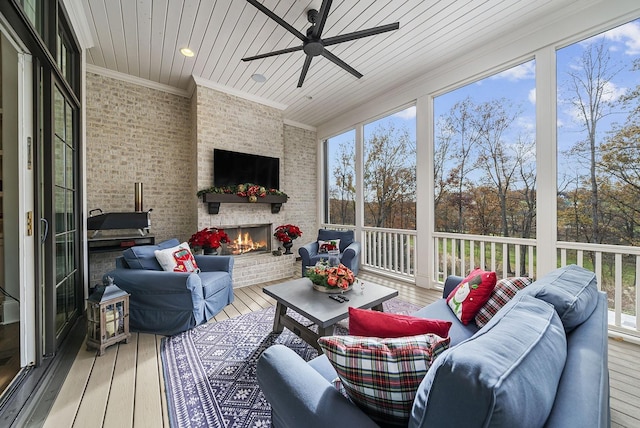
(161, 298, 421, 428)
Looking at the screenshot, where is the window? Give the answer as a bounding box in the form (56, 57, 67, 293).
(433, 60, 537, 239)
(556, 19, 640, 247)
(363, 107, 416, 229)
(325, 130, 356, 225)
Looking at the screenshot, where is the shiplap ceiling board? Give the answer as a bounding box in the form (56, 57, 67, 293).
(81, 0, 582, 128)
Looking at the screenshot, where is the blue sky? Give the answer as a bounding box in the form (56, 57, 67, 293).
(326, 17, 640, 187)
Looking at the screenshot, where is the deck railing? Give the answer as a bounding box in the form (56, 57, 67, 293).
(320, 226, 639, 337)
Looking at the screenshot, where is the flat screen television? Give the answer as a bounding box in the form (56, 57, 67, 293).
(213, 149, 280, 189)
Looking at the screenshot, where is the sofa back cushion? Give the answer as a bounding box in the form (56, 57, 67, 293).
(520, 264, 598, 332)
(122, 238, 180, 270)
(317, 229, 354, 252)
(410, 295, 567, 428)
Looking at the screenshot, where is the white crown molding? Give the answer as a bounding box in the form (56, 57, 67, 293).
(63, 0, 95, 49)
(86, 64, 191, 98)
(283, 119, 316, 132)
(192, 75, 288, 111)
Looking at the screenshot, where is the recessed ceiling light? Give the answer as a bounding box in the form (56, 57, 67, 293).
(251, 73, 267, 83)
(180, 47, 195, 57)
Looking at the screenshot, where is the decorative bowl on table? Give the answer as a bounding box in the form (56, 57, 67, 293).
(305, 261, 355, 293)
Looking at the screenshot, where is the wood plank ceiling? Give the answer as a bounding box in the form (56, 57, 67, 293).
(80, 0, 581, 128)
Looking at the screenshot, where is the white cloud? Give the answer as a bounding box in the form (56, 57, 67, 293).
(602, 21, 640, 56)
(393, 106, 416, 120)
(580, 21, 640, 56)
(528, 88, 536, 105)
(601, 81, 626, 103)
(516, 116, 535, 132)
(491, 61, 535, 82)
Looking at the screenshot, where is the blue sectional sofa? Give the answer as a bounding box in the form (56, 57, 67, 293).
(257, 265, 610, 427)
(104, 238, 234, 336)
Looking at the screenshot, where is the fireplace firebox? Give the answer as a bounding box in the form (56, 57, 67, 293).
(218, 224, 271, 255)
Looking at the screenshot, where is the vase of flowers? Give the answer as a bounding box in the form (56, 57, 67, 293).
(189, 228, 230, 254)
(305, 261, 355, 293)
(274, 224, 302, 254)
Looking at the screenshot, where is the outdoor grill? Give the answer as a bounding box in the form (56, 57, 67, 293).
(87, 208, 152, 237)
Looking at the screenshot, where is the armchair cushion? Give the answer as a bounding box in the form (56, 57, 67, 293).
(318, 229, 354, 252)
(123, 238, 180, 270)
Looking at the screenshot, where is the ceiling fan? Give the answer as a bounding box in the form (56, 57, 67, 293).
(242, 0, 399, 88)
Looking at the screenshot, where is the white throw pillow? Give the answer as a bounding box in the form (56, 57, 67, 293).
(318, 239, 341, 253)
(154, 242, 200, 273)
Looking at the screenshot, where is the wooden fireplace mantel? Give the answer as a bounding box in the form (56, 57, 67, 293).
(202, 193, 288, 214)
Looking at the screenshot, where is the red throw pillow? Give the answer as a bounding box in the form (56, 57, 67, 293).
(348, 307, 452, 338)
(446, 268, 497, 325)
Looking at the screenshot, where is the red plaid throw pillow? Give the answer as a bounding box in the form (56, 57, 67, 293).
(318, 334, 450, 426)
(475, 277, 533, 328)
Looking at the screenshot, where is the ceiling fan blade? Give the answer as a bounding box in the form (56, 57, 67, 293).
(242, 45, 304, 61)
(311, 0, 333, 39)
(297, 56, 313, 88)
(246, 0, 306, 41)
(321, 50, 363, 79)
(323, 22, 399, 47)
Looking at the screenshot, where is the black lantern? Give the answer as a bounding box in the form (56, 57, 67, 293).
(86, 276, 131, 356)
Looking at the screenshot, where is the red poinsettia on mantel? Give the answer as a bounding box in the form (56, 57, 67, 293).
(189, 228, 230, 253)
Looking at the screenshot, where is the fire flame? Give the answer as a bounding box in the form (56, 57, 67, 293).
(233, 231, 266, 255)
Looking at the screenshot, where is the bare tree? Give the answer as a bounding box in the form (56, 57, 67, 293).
(564, 39, 622, 244)
(329, 140, 356, 224)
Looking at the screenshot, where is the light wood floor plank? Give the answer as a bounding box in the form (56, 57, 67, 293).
(72, 345, 117, 427)
(134, 334, 163, 428)
(43, 338, 95, 428)
(43, 271, 640, 428)
(103, 334, 138, 427)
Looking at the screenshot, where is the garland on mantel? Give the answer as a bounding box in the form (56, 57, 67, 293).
(197, 183, 288, 199)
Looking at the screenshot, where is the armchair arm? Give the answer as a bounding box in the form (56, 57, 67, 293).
(194, 255, 234, 273)
(299, 241, 320, 264)
(257, 345, 377, 428)
(341, 241, 361, 263)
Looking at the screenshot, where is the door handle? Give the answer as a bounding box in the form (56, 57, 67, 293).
(40, 218, 49, 244)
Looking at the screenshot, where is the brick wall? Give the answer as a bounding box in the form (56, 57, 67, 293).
(85, 73, 194, 283)
(85, 74, 318, 285)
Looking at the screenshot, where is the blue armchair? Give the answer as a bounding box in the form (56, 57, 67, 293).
(298, 229, 361, 276)
(103, 238, 234, 336)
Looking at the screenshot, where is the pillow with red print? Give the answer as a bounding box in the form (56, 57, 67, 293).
(348, 307, 452, 338)
(446, 268, 497, 325)
(154, 242, 200, 273)
(318, 239, 341, 253)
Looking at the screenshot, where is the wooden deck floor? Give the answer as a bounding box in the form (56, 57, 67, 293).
(43, 272, 640, 428)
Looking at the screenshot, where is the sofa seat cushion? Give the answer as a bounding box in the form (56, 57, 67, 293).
(199, 271, 232, 299)
(410, 295, 567, 428)
(412, 299, 478, 347)
(123, 238, 180, 270)
(521, 264, 598, 332)
(318, 334, 450, 427)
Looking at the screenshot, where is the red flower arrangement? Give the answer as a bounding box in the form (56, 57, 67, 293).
(306, 263, 355, 290)
(189, 228, 230, 251)
(273, 224, 302, 244)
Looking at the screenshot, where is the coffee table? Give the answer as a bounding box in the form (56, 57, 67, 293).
(262, 277, 399, 351)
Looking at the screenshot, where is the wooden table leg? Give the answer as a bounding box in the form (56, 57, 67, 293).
(317, 325, 335, 337)
(273, 302, 287, 333)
